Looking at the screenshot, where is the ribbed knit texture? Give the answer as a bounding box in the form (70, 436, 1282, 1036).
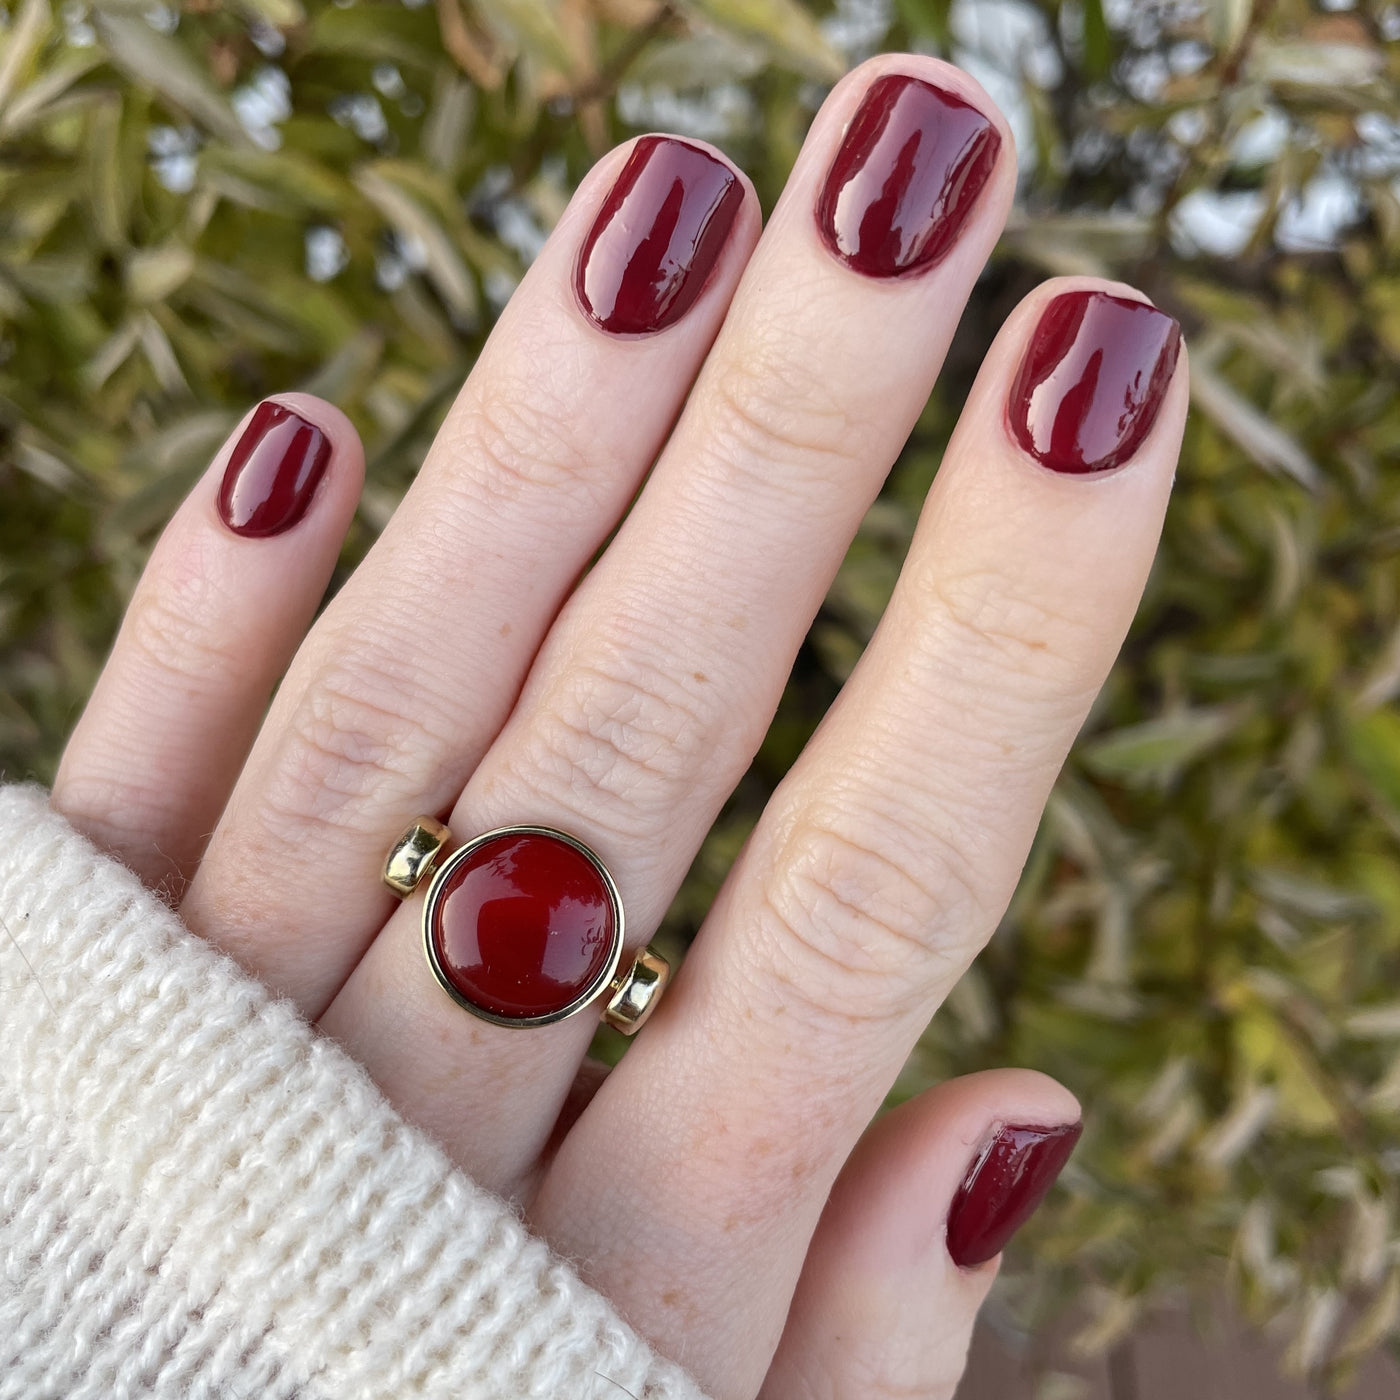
(0, 782, 708, 1400)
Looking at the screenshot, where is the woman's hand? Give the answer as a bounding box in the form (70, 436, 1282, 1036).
(49, 54, 1186, 1399)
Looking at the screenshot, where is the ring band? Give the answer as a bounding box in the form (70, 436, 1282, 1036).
(383, 817, 669, 1034)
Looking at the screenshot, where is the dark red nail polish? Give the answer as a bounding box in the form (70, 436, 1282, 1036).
(217, 401, 331, 538)
(816, 73, 1000, 279)
(575, 136, 744, 336)
(1009, 291, 1181, 474)
(946, 1121, 1082, 1268)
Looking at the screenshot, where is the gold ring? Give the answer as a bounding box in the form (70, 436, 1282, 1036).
(382, 816, 669, 1034)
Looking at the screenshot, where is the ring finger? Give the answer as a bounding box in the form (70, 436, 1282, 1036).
(179, 135, 759, 1011)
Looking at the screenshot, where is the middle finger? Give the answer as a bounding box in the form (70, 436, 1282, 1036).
(321, 56, 1015, 1193)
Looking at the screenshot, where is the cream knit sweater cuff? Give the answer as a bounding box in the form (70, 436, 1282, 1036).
(0, 782, 708, 1400)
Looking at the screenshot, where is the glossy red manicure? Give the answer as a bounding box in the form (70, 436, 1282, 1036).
(946, 1121, 1082, 1268)
(1009, 291, 1181, 473)
(816, 73, 1000, 279)
(217, 401, 331, 538)
(575, 136, 744, 336)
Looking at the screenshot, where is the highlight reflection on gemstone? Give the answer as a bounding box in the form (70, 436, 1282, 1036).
(428, 831, 618, 1021)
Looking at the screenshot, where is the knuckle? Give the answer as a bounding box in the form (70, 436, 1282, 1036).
(875, 1339, 975, 1400)
(757, 801, 988, 1024)
(778, 1360, 835, 1400)
(518, 649, 709, 833)
(458, 376, 608, 512)
(51, 768, 158, 858)
(261, 657, 439, 839)
(703, 340, 863, 481)
(124, 574, 245, 689)
(927, 568, 1100, 693)
(779, 1323, 972, 1400)
(853, 1360, 968, 1400)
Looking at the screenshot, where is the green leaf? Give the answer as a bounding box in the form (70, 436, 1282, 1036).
(102, 410, 239, 539)
(1247, 40, 1385, 92)
(0, 0, 55, 119)
(0, 50, 104, 136)
(1211, 0, 1252, 52)
(1248, 868, 1374, 923)
(1082, 0, 1111, 80)
(1080, 707, 1239, 785)
(309, 5, 443, 70)
(675, 0, 844, 81)
(200, 147, 354, 216)
(892, 0, 952, 49)
(94, 14, 251, 147)
(626, 32, 767, 89)
(1189, 360, 1321, 490)
(1335, 1269, 1400, 1365)
(1342, 707, 1400, 814)
(355, 163, 480, 327)
(234, 0, 306, 26)
(126, 244, 195, 304)
(474, 0, 576, 74)
(1342, 1002, 1400, 1040)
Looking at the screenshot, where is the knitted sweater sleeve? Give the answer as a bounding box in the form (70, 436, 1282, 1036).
(0, 782, 709, 1400)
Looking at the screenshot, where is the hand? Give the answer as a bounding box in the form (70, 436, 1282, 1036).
(51, 54, 1186, 1399)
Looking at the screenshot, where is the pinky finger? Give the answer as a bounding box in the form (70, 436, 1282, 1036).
(760, 1069, 1082, 1400)
(52, 394, 363, 899)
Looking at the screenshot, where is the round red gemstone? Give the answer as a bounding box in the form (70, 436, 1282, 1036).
(428, 830, 618, 1021)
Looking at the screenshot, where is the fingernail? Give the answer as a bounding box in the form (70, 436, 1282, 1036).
(575, 136, 744, 336)
(1009, 291, 1182, 474)
(217, 401, 331, 538)
(816, 72, 1000, 279)
(946, 1121, 1082, 1268)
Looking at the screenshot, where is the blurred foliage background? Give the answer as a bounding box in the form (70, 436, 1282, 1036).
(1, 0, 1398, 1392)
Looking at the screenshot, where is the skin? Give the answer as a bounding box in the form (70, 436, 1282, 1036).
(51, 54, 1187, 1400)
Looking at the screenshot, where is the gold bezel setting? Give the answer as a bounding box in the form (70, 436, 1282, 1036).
(383, 817, 668, 1035)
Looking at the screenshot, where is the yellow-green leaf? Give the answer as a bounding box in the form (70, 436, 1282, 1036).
(676, 0, 844, 81)
(94, 14, 251, 147)
(356, 164, 479, 326)
(1081, 707, 1239, 785)
(1343, 706, 1400, 814)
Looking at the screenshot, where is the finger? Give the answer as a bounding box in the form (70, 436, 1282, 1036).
(320, 55, 1016, 1190)
(181, 136, 758, 1009)
(51, 395, 363, 899)
(544, 1057, 612, 1163)
(536, 277, 1187, 1394)
(761, 1071, 1082, 1400)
